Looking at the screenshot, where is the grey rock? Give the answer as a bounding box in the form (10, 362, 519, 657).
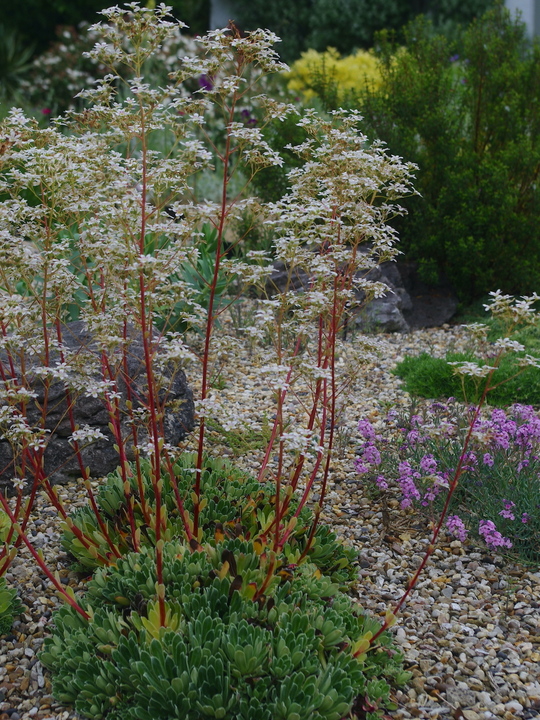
(0, 321, 195, 491)
(445, 686, 479, 708)
(352, 260, 411, 333)
(267, 257, 412, 334)
(265, 261, 310, 295)
(265, 254, 457, 334)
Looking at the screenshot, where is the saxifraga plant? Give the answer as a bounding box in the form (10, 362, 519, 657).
(41, 541, 410, 720)
(0, 3, 416, 715)
(61, 454, 357, 588)
(0, 510, 22, 635)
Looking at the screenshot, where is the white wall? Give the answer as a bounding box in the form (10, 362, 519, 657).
(210, 0, 236, 30)
(505, 0, 539, 35)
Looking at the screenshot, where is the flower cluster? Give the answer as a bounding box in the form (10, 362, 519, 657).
(478, 520, 513, 549)
(355, 400, 540, 560)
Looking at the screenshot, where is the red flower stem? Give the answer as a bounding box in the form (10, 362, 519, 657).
(370, 354, 503, 645)
(0, 492, 89, 620)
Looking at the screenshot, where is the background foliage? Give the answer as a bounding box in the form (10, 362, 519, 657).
(0, 0, 210, 53)
(227, 0, 495, 62)
(358, 4, 540, 303)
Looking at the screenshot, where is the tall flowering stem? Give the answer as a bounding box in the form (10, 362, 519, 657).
(0, 4, 415, 634)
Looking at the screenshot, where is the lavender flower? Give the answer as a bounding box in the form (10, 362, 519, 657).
(483, 452, 494, 466)
(420, 453, 437, 474)
(479, 520, 513, 549)
(358, 419, 376, 441)
(446, 515, 467, 542)
(363, 443, 381, 466)
(499, 499, 515, 520)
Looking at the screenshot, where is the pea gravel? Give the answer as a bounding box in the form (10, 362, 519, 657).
(1, 322, 539, 720)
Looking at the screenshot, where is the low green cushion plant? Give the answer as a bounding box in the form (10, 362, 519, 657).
(394, 351, 540, 407)
(0, 513, 21, 636)
(62, 454, 357, 587)
(42, 540, 410, 720)
(53, 456, 412, 717)
(0, 576, 22, 636)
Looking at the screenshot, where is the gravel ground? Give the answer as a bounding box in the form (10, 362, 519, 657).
(1, 321, 539, 720)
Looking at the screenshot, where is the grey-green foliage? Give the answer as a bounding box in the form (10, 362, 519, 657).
(42, 541, 409, 720)
(0, 24, 34, 101)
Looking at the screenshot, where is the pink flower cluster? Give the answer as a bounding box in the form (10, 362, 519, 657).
(446, 514, 467, 541)
(478, 520, 513, 549)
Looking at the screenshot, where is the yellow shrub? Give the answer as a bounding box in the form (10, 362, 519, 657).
(286, 47, 382, 102)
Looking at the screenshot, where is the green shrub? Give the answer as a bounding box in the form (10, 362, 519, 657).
(42, 540, 409, 720)
(251, 112, 308, 202)
(394, 351, 540, 407)
(228, 0, 493, 62)
(360, 4, 540, 303)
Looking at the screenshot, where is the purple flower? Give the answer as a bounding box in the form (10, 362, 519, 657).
(446, 515, 467, 542)
(479, 520, 512, 549)
(198, 74, 214, 91)
(517, 458, 530, 472)
(398, 461, 413, 477)
(41, 108, 51, 115)
(358, 419, 376, 441)
(449, 54, 460, 62)
(397, 461, 420, 508)
(407, 429, 421, 445)
(354, 458, 369, 475)
(499, 499, 515, 521)
(420, 453, 437, 474)
(483, 453, 494, 467)
(363, 443, 381, 466)
(521, 512, 531, 523)
(462, 450, 477, 467)
(375, 475, 388, 490)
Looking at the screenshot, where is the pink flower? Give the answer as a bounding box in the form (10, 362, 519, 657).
(479, 520, 512, 549)
(41, 108, 51, 115)
(357, 419, 376, 441)
(446, 515, 467, 542)
(499, 499, 515, 521)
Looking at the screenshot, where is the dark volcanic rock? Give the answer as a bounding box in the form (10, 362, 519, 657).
(0, 321, 195, 491)
(397, 261, 458, 329)
(263, 256, 457, 334)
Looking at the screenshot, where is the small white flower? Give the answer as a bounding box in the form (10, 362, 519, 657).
(448, 361, 496, 378)
(493, 337, 525, 353)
